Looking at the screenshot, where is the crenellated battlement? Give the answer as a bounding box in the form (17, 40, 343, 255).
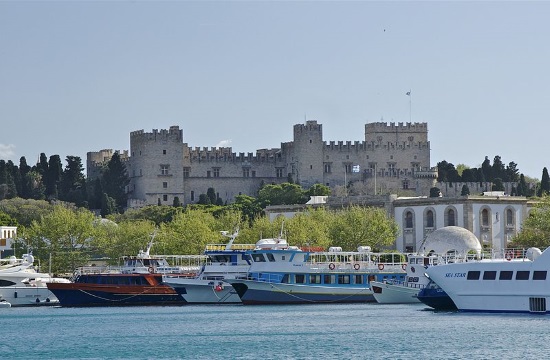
(365, 122, 428, 133)
(294, 120, 323, 138)
(187, 146, 282, 163)
(130, 125, 183, 142)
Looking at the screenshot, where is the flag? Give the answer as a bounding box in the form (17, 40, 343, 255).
(352, 165, 360, 173)
(406, 91, 411, 96)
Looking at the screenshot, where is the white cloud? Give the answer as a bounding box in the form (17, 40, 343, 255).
(0, 144, 16, 160)
(215, 139, 232, 148)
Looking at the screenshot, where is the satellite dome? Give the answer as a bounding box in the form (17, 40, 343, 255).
(421, 226, 482, 256)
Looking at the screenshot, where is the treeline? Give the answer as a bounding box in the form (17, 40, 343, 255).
(0, 198, 398, 274)
(0, 152, 129, 215)
(436, 155, 549, 196)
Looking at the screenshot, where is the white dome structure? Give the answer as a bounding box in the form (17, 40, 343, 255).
(420, 226, 482, 256)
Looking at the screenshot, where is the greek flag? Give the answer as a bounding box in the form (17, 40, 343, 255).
(352, 165, 360, 173)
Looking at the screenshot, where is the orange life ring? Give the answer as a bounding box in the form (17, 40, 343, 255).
(378, 263, 384, 271)
(354, 263, 360, 270)
(148, 266, 154, 274)
(402, 264, 407, 271)
(329, 263, 336, 270)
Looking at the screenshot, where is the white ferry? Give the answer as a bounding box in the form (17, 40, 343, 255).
(163, 230, 255, 304)
(426, 247, 550, 313)
(227, 241, 406, 304)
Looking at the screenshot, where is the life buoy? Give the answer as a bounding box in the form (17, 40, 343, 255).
(148, 266, 155, 274)
(354, 263, 360, 270)
(329, 263, 335, 270)
(378, 263, 384, 271)
(505, 251, 513, 261)
(214, 285, 223, 292)
(402, 264, 407, 271)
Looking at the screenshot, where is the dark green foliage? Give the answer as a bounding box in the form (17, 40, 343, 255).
(430, 187, 441, 198)
(517, 174, 528, 196)
(60, 156, 86, 206)
(540, 168, 550, 196)
(0, 211, 18, 226)
(492, 178, 505, 191)
(19, 157, 32, 199)
(45, 155, 63, 199)
(173, 196, 182, 207)
(101, 152, 129, 212)
(100, 193, 117, 217)
(305, 183, 331, 197)
(206, 187, 217, 204)
(257, 182, 305, 206)
(461, 184, 470, 196)
(198, 194, 210, 205)
(481, 156, 492, 182)
(112, 205, 179, 226)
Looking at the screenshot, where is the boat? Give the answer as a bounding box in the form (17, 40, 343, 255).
(0, 253, 70, 307)
(425, 246, 550, 313)
(0, 295, 11, 308)
(371, 226, 482, 306)
(227, 239, 406, 304)
(163, 230, 255, 304)
(416, 279, 457, 311)
(46, 240, 204, 307)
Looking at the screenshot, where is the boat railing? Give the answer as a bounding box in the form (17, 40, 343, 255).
(383, 278, 426, 290)
(204, 244, 256, 251)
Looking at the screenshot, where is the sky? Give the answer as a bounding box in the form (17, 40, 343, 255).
(1, 1, 549, 179)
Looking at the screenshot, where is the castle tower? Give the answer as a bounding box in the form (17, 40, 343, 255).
(291, 120, 324, 187)
(128, 126, 185, 207)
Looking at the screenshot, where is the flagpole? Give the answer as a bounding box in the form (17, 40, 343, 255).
(408, 90, 412, 122)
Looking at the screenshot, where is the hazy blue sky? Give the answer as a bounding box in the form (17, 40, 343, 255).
(2, 1, 549, 179)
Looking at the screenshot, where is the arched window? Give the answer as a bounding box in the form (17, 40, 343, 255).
(482, 209, 489, 226)
(447, 209, 455, 226)
(405, 211, 413, 229)
(426, 210, 434, 228)
(506, 209, 513, 226)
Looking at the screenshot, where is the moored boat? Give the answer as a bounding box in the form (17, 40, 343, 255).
(0, 253, 70, 307)
(163, 230, 255, 304)
(371, 226, 482, 306)
(425, 246, 550, 313)
(47, 241, 203, 307)
(227, 241, 406, 304)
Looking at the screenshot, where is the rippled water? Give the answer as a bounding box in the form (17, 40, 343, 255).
(1, 303, 548, 359)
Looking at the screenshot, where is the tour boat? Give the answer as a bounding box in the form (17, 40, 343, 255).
(0, 253, 70, 307)
(47, 241, 203, 307)
(227, 240, 406, 304)
(416, 279, 457, 311)
(425, 247, 550, 313)
(371, 226, 482, 305)
(163, 230, 255, 304)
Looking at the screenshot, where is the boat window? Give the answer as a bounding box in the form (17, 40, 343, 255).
(266, 253, 276, 262)
(310, 274, 322, 284)
(467, 271, 480, 280)
(0, 279, 17, 287)
(368, 275, 376, 283)
(324, 274, 334, 284)
(516, 271, 530, 280)
(281, 274, 289, 283)
(499, 271, 513, 280)
(295, 274, 306, 284)
(483, 271, 497, 280)
(354, 275, 363, 284)
(252, 254, 266, 262)
(533, 271, 547, 280)
(338, 275, 350, 284)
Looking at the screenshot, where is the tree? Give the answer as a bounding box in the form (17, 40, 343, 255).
(492, 156, 505, 181)
(305, 183, 331, 197)
(481, 156, 492, 182)
(516, 174, 528, 196)
(492, 178, 505, 191)
(101, 193, 117, 217)
(101, 152, 130, 212)
(0, 198, 55, 227)
(513, 196, 550, 248)
(0, 211, 18, 226)
(45, 155, 63, 199)
(0, 160, 17, 200)
(60, 156, 86, 205)
(329, 206, 399, 251)
(173, 196, 182, 207)
(429, 187, 441, 198)
(24, 205, 97, 274)
(257, 183, 305, 206)
(540, 168, 550, 196)
(206, 188, 217, 205)
(19, 157, 32, 199)
(230, 194, 262, 224)
(460, 184, 470, 196)
(506, 161, 520, 182)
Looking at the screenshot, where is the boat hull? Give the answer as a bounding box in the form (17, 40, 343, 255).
(370, 281, 421, 304)
(47, 283, 185, 307)
(167, 280, 241, 304)
(417, 287, 457, 311)
(229, 280, 375, 304)
(0, 286, 59, 307)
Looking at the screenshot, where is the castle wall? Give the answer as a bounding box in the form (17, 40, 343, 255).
(109, 120, 438, 208)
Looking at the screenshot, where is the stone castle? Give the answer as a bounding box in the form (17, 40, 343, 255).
(87, 120, 438, 208)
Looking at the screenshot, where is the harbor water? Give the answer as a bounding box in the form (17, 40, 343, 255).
(1, 303, 549, 359)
